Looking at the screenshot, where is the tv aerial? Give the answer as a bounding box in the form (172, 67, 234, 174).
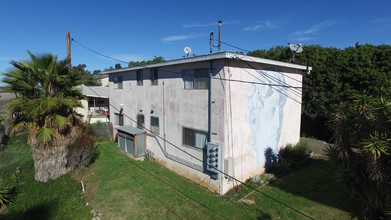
(184, 47, 192, 57)
(288, 43, 303, 63)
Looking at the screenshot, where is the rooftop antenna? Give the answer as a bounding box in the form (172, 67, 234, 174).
(209, 32, 214, 54)
(288, 43, 303, 63)
(184, 47, 192, 57)
(218, 20, 222, 53)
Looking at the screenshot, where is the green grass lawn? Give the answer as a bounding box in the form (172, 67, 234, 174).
(0, 134, 91, 220)
(78, 141, 363, 219)
(0, 135, 362, 219)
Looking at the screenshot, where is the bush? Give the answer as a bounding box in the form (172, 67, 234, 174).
(0, 184, 14, 212)
(280, 141, 309, 163)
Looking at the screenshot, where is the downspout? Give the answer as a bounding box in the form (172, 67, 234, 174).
(208, 60, 212, 142)
(163, 80, 166, 151)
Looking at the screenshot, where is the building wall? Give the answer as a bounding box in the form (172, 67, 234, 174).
(217, 59, 303, 194)
(99, 76, 109, 87)
(110, 60, 224, 192)
(109, 58, 303, 194)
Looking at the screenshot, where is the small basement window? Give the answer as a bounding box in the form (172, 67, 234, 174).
(150, 116, 159, 134)
(183, 127, 207, 149)
(137, 114, 145, 129)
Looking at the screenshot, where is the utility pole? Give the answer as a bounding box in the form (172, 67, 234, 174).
(209, 32, 214, 54)
(218, 20, 222, 53)
(66, 30, 71, 72)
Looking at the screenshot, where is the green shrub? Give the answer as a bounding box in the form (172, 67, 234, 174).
(280, 141, 309, 163)
(0, 184, 13, 211)
(323, 144, 339, 161)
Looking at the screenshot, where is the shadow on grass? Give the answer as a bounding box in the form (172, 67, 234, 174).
(0, 201, 58, 220)
(270, 158, 363, 217)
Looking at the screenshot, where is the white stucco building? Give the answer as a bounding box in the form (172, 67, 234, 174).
(105, 52, 311, 194)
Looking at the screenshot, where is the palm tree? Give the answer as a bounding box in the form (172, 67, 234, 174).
(329, 93, 391, 218)
(2, 51, 95, 182)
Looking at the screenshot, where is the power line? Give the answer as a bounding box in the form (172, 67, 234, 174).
(74, 40, 313, 218)
(212, 77, 302, 88)
(71, 39, 129, 65)
(237, 57, 303, 98)
(231, 56, 302, 104)
(71, 37, 303, 91)
(217, 40, 305, 85)
(218, 40, 251, 53)
(84, 85, 314, 219)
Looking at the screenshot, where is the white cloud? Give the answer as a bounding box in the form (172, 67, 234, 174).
(183, 21, 239, 28)
(111, 54, 145, 62)
(161, 34, 206, 42)
(183, 23, 215, 28)
(243, 21, 275, 32)
(294, 20, 338, 36)
(294, 37, 313, 42)
(371, 18, 391, 23)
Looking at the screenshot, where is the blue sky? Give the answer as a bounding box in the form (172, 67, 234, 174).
(1, 0, 390, 77)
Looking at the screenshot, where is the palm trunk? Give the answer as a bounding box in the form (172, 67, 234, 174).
(29, 126, 94, 182)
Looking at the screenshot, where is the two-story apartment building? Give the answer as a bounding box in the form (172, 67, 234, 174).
(106, 52, 311, 194)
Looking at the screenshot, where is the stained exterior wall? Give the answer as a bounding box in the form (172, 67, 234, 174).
(108, 56, 304, 194)
(217, 59, 303, 194)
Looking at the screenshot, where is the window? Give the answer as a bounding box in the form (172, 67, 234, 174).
(150, 69, 158, 85)
(182, 68, 209, 89)
(137, 114, 144, 128)
(115, 113, 124, 126)
(150, 116, 159, 134)
(183, 127, 207, 149)
(113, 76, 123, 89)
(137, 70, 143, 86)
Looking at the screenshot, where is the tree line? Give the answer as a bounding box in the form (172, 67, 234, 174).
(249, 43, 391, 218)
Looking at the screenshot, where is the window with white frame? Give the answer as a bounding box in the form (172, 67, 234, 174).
(113, 76, 123, 89)
(183, 127, 207, 149)
(150, 116, 159, 134)
(137, 70, 143, 86)
(137, 114, 144, 128)
(150, 69, 158, 85)
(182, 68, 209, 89)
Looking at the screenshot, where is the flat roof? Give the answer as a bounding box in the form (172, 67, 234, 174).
(117, 125, 145, 135)
(103, 52, 312, 74)
(80, 85, 109, 98)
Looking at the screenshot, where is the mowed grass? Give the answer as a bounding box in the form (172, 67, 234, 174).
(0, 134, 91, 220)
(79, 141, 363, 219)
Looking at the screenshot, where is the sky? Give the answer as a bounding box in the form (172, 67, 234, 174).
(1, 0, 391, 79)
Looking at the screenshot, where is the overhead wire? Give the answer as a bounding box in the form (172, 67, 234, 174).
(84, 85, 313, 220)
(76, 38, 314, 219)
(217, 39, 305, 84)
(235, 56, 303, 98)
(231, 55, 302, 104)
(72, 39, 129, 65)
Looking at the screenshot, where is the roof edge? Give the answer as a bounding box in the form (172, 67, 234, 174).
(103, 52, 312, 74)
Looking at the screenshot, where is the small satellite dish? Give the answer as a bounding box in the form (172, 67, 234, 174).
(288, 43, 303, 63)
(288, 43, 303, 53)
(184, 47, 192, 57)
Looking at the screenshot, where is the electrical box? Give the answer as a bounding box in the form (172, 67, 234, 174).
(206, 142, 221, 174)
(117, 126, 146, 158)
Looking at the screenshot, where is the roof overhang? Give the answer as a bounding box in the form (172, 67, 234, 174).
(103, 52, 312, 74)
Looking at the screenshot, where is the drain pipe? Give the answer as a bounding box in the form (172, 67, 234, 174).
(208, 61, 212, 142)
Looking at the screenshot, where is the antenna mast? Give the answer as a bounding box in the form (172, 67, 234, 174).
(218, 20, 222, 53)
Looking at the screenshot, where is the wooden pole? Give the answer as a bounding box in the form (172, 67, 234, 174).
(66, 30, 71, 71)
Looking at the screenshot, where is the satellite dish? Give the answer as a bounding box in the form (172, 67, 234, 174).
(184, 47, 192, 57)
(288, 43, 303, 53)
(288, 43, 303, 63)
